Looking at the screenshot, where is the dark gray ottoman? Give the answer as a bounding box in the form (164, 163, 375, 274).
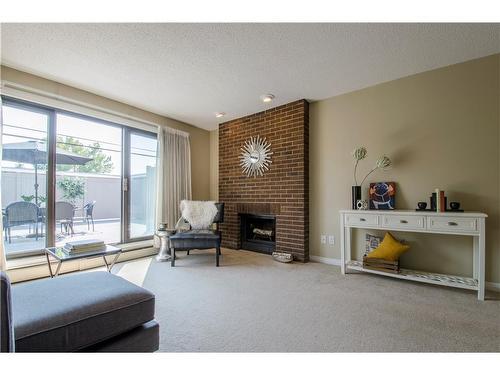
(1, 271, 159, 352)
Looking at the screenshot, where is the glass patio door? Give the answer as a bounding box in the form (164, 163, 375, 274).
(55, 112, 122, 248)
(1, 101, 51, 258)
(124, 129, 157, 241)
(2, 97, 158, 260)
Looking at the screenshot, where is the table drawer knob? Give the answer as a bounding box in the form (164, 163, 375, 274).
(448, 222, 458, 226)
(400, 220, 408, 224)
(359, 218, 366, 222)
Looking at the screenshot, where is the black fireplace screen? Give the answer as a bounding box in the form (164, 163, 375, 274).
(239, 214, 276, 254)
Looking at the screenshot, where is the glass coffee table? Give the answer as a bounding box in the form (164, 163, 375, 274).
(45, 245, 122, 278)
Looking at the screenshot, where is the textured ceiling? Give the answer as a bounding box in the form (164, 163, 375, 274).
(1, 23, 499, 130)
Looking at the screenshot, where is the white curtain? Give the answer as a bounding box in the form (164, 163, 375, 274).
(0, 98, 6, 271)
(155, 126, 192, 230)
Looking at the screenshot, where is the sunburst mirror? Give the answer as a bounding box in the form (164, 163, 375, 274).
(239, 135, 273, 177)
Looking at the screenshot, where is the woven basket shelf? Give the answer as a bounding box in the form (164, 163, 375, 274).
(347, 260, 478, 290)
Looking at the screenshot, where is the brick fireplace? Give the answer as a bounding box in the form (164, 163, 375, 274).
(218, 99, 309, 261)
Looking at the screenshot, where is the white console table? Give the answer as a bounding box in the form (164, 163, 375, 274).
(339, 210, 487, 300)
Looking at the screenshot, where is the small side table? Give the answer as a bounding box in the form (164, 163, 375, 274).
(156, 228, 176, 262)
(45, 245, 122, 278)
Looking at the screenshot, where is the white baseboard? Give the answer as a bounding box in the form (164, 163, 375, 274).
(309, 255, 341, 266)
(310, 255, 500, 292)
(486, 281, 500, 292)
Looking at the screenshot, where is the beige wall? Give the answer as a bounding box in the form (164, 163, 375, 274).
(310, 54, 500, 283)
(0, 66, 211, 200)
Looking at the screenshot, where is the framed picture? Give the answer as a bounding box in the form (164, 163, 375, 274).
(369, 182, 396, 210)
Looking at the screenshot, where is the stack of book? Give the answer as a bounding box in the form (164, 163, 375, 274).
(362, 256, 400, 274)
(435, 188, 446, 212)
(63, 240, 106, 254)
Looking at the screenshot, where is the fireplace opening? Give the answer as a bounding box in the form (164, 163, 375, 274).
(239, 213, 276, 254)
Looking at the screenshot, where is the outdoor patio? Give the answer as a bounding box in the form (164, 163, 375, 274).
(3, 218, 124, 257)
(2, 167, 155, 258)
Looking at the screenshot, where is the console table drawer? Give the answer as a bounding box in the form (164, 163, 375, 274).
(345, 213, 379, 227)
(382, 214, 425, 230)
(428, 216, 477, 233)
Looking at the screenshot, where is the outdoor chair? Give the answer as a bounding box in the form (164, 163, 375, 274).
(3, 201, 40, 243)
(169, 202, 224, 267)
(83, 201, 96, 231)
(55, 201, 75, 235)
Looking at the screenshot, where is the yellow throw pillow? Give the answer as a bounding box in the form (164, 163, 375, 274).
(366, 232, 409, 261)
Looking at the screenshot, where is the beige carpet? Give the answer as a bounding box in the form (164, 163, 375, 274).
(114, 248, 500, 352)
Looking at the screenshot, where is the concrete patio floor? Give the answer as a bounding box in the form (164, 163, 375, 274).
(4, 219, 150, 257)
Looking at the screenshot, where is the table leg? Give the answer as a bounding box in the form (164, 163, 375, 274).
(103, 253, 121, 272)
(45, 252, 54, 278)
(473, 236, 479, 280)
(53, 261, 62, 277)
(340, 214, 346, 274)
(103, 256, 109, 271)
(344, 226, 352, 274)
(46, 252, 62, 278)
(477, 219, 486, 301)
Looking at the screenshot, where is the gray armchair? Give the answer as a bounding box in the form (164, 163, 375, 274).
(169, 202, 224, 267)
(3, 201, 40, 243)
(55, 201, 75, 235)
(83, 201, 96, 231)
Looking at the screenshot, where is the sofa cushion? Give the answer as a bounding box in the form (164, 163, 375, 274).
(12, 271, 155, 352)
(171, 229, 220, 240)
(170, 229, 221, 249)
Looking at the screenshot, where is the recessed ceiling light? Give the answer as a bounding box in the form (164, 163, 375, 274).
(260, 94, 275, 103)
(215, 112, 226, 118)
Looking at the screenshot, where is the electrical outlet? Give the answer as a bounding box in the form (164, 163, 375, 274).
(320, 235, 327, 244)
(328, 235, 335, 245)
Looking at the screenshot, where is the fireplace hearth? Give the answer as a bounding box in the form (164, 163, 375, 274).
(239, 213, 276, 254)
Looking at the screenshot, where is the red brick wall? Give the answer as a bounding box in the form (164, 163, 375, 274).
(218, 99, 309, 261)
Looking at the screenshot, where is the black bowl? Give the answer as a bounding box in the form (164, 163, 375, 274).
(450, 202, 461, 210)
(417, 202, 427, 210)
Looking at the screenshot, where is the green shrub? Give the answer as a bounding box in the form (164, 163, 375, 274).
(57, 177, 85, 205)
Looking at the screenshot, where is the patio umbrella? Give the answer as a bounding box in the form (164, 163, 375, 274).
(2, 140, 93, 205)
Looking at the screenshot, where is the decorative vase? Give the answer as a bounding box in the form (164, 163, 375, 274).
(417, 202, 427, 210)
(352, 186, 362, 209)
(356, 199, 368, 210)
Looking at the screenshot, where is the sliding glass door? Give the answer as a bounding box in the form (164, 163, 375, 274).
(55, 113, 123, 248)
(1, 97, 157, 259)
(124, 130, 157, 241)
(1, 102, 50, 257)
